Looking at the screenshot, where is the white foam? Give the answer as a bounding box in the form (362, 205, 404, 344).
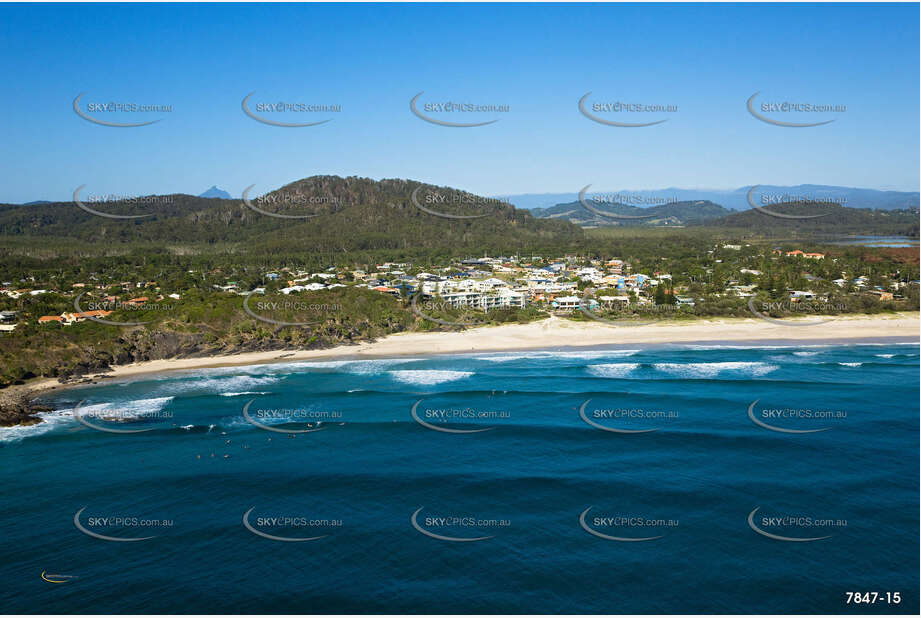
(838, 362, 863, 367)
(116, 396, 173, 416)
(388, 370, 474, 385)
(551, 350, 640, 359)
(167, 357, 423, 380)
(286, 358, 424, 374)
(875, 354, 895, 359)
(681, 344, 801, 351)
(180, 375, 280, 394)
(680, 343, 841, 351)
(167, 363, 279, 378)
(793, 351, 821, 357)
(345, 359, 425, 375)
(653, 362, 779, 378)
(475, 350, 640, 362)
(0, 410, 72, 442)
(0, 396, 177, 442)
(587, 363, 640, 378)
(53, 396, 174, 420)
(219, 391, 271, 397)
(287, 360, 355, 369)
(474, 354, 528, 363)
(224, 414, 291, 429)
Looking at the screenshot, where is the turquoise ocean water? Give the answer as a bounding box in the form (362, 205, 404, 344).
(1, 340, 918, 613)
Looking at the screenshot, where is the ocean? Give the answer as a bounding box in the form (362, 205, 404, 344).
(1, 341, 918, 614)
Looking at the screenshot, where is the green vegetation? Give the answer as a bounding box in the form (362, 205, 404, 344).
(707, 202, 919, 236)
(530, 199, 731, 226)
(0, 176, 918, 391)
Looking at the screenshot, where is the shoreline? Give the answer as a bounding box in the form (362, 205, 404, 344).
(12, 312, 918, 403)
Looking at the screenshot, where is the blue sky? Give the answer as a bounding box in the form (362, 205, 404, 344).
(1, 2, 918, 203)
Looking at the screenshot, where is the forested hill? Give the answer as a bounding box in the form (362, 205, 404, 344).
(707, 201, 919, 235)
(0, 176, 583, 251)
(530, 199, 731, 226)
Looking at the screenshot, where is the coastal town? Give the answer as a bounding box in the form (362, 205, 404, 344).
(1, 243, 916, 331)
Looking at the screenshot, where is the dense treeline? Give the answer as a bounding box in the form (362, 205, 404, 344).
(704, 201, 919, 236)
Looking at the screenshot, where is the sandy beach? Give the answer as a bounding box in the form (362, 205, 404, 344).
(20, 312, 918, 395)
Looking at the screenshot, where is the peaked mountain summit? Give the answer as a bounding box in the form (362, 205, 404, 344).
(199, 186, 232, 199)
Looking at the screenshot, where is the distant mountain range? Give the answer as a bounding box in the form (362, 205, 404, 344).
(0, 176, 582, 251)
(531, 199, 731, 227)
(16, 184, 918, 211)
(527, 190, 918, 235)
(17, 187, 234, 204)
(199, 186, 232, 199)
(505, 185, 920, 212)
(712, 201, 919, 235)
(4, 179, 915, 243)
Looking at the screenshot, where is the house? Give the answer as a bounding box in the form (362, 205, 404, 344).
(61, 310, 113, 324)
(373, 286, 400, 297)
(675, 296, 695, 307)
(727, 284, 757, 297)
(868, 290, 894, 301)
(576, 267, 603, 281)
(0, 324, 15, 332)
(598, 295, 631, 308)
(785, 250, 805, 257)
(804, 253, 825, 259)
(605, 260, 624, 275)
(38, 315, 64, 324)
(551, 295, 585, 311)
(789, 290, 815, 301)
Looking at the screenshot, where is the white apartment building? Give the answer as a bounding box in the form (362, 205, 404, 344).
(440, 288, 527, 310)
